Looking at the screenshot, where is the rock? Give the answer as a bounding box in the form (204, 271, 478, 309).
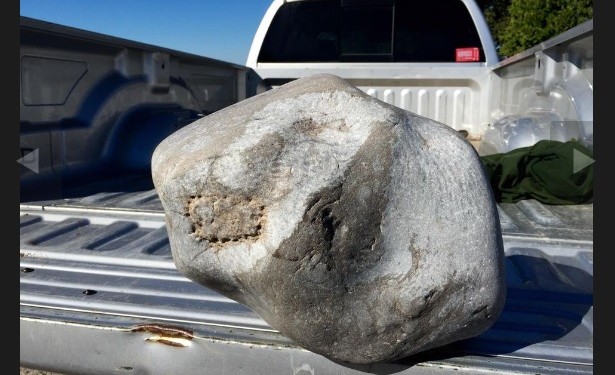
(151, 74, 506, 364)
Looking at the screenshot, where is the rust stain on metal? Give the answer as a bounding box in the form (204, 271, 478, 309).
(130, 323, 194, 339)
(131, 324, 194, 348)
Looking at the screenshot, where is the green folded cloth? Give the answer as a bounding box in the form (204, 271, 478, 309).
(480, 139, 593, 205)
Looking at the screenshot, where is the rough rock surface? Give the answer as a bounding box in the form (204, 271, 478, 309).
(151, 74, 506, 364)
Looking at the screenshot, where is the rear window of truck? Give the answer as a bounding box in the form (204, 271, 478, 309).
(258, 0, 485, 63)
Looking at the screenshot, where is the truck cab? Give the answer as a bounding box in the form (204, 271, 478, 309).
(247, 0, 498, 65)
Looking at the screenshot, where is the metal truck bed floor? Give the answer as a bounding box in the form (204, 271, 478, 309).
(20, 188, 593, 375)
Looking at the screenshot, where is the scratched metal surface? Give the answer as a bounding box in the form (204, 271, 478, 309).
(20, 191, 593, 374)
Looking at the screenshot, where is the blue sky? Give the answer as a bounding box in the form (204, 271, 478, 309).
(19, 0, 273, 65)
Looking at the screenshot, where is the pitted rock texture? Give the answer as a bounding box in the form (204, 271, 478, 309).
(151, 74, 506, 364)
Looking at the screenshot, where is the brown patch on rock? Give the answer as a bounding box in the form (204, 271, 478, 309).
(185, 195, 265, 248)
(292, 118, 323, 136)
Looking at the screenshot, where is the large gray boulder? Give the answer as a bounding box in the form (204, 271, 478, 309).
(151, 74, 506, 364)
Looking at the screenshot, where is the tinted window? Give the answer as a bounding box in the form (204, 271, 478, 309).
(394, 0, 484, 62)
(258, 0, 485, 63)
(340, 6, 393, 61)
(258, 2, 340, 63)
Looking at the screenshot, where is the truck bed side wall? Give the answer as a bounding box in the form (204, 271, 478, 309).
(20, 17, 248, 201)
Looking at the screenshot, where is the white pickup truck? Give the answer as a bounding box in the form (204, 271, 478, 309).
(20, 0, 593, 374)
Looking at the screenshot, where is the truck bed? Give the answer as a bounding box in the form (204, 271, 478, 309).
(20, 178, 593, 375)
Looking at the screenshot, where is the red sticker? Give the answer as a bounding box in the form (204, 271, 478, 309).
(456, 47, 480, 62)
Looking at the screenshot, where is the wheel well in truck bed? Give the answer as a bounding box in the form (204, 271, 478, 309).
(20, 103, 201, 203)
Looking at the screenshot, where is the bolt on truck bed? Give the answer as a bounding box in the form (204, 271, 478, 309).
(20, 10, 593, 375)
